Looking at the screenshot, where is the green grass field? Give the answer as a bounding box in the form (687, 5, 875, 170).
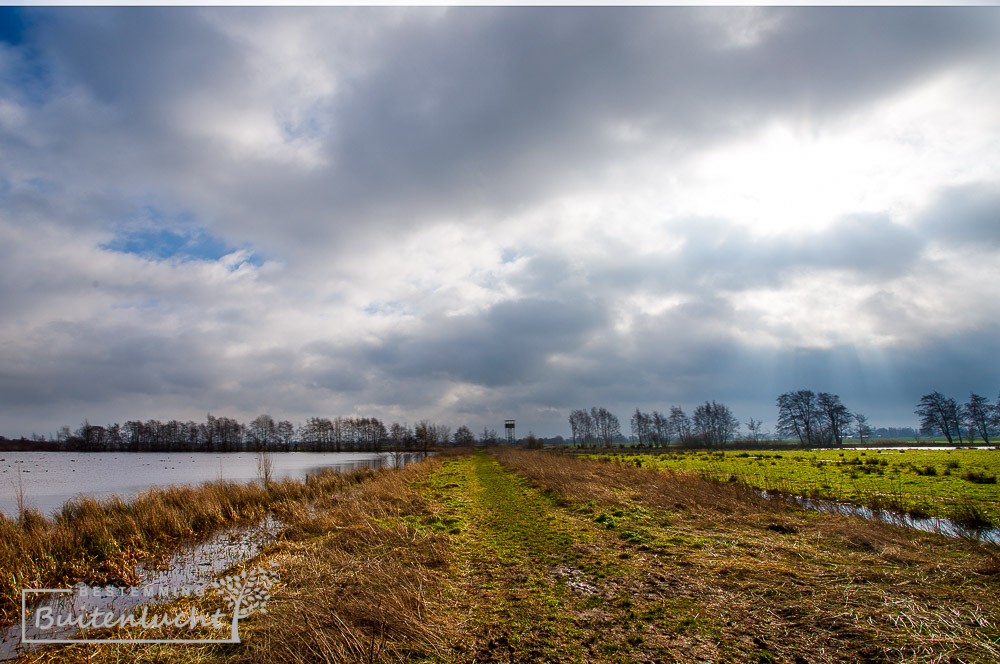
(594, 448, 1000, 526)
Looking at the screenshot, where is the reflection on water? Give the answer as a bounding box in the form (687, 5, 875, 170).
(764, 491, 1000, 545)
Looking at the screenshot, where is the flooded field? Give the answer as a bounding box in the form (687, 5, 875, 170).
(0, 451, 408, 517)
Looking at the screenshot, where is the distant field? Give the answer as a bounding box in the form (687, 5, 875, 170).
(592, 448, 1000, 526)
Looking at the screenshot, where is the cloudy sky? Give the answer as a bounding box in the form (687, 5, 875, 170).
(1, 6, 999, 439)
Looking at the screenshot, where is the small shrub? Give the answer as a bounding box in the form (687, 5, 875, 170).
(962, 470, 997, 484)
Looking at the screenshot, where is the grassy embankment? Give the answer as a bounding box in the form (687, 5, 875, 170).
(19, 449, 1000, 664)
(0, 466, 376, 624)
(590, 449, 1000, 527)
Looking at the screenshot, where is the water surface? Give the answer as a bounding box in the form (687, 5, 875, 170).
(0, 451, 403, 518)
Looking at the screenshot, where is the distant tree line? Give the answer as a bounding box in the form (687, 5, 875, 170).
(569, 402, 740, 448)
(23, 414, 486, 453)
(567, 388, 999, 451)
(9, 389, 998, 453)
(773, 389, 1000, 447)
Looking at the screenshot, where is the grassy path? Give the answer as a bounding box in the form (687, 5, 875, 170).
(417, 452, 734, 663)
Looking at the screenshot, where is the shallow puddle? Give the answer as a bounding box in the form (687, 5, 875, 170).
(0, 517, 281, 660)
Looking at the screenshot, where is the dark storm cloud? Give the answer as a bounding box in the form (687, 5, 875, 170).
(313, 7, 1000, 234)
(574, 213, 924, 301)
(30, 8, 236, 110)
(363, 297, 607, 388)
(8, 7, 999, 252)
(0, 324, 217, 406)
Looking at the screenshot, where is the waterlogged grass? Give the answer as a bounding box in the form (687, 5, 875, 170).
(12, 449, 1000, 664)
(0, 466, 377, 625)
(12, 456, 454, 664)
(596, 448, 1000, 526)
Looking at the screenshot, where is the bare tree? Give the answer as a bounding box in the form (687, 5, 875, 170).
(651, 410, 669, 446)
(256, 448, 274, 488)
(591, 407, 621, 446)
(568, 410, 583, 446)
(963, 393, 994, 444)
(569, 409, 596, 446)
(668, 406, 691, 446)
(853, 412, 873, 444)
(249, 414, 277, 451)
(916, 392, 961, 444)
(433, 424, 452, 447)
(692, 401, 739, 447)
(630, 409, 652, 445)
(300, 417, 334, 452)
(817, 392, 851, 447)
(776, 390, 822, 447)
(276, 420, 295, 451)
(479, 426, 499, 445)
(453, 425, 476, 446)
(415, 420, 442, 455)
(388, 422, 412, 467)
(746, 418, 763, 443)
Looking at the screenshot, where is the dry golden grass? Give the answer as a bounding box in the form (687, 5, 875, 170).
(14, 457, 454, 664)
(239, 459, 454, 664)
(0, 466, 375, 624)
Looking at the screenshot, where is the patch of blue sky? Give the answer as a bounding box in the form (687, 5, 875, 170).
(280, 114, 324, 142)
(500, 248, 520, 264)
(101, 207, 260, 266)
(102, 226, 231, 262)
(364, 301, 410, 316)
(0, 9, 56, 105)
(0, 8, 25, 46)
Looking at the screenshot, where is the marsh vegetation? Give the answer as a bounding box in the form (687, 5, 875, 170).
(4, 449, 997, 663)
